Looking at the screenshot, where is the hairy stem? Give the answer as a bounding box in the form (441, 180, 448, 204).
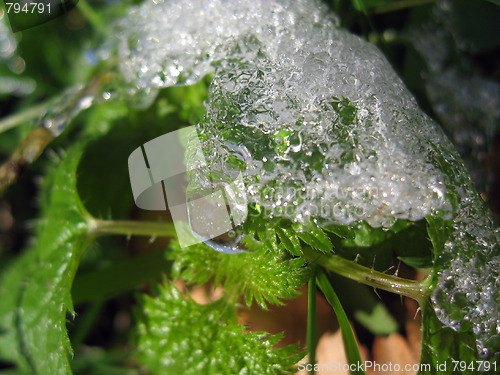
(303, 247, 431, 305)
(306, 269, 317, 375)
(88, 219, 177, 238)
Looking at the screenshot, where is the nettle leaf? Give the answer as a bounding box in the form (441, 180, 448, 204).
(321, 224, 355, 240)
(275, 227, 301, 256)
(0, 144, 90, 375)
(168, 239, 311, 309)
(294, 223, 333, 254)
(423, 149, 500, 361)
(419, 301, 487, 375)
(135, 282, 303, 375)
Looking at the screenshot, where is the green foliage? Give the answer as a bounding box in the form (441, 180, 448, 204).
(135, 281, 304, 375)
(276, 227, 302, 256)
(419, 302, 498, 375)
(169, 238, 311, 309)
(1, 0, 499, 374)
(338, 220, 434, 271)
(70, 347, 138, 375)
(0, 143, 90, 374)
(295, 223, 333, 254)
(72, 248, 171, 305)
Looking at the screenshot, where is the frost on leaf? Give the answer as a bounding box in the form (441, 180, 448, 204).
(118, 0, 450, 229)
(118, 0, 499, 357)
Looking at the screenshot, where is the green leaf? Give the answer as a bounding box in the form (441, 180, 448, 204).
(342, 221, 388, 248)
(321, 223, 355, 240)
(351, 0, 369, 14)
(334, 222, 395, 271)
(391, 221, 433, 269)
(418, 301, 487, 375)
(0, 143, 90, 374)
(276, 227, 302, 256)
(71, 248, 171, 305)
(331, 220, 433, 271)
(425, 209, 500, 359)
(168, 239, 311, 309)
(295, 223, 333, 254)
(306, 270, 318, 368)
(135, 281, 303, 375)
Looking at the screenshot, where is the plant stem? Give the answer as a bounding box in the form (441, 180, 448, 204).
(306, 268, 317, 375)
(0, 99, 55, 134)
(0, 127, 54, 195)
(88, 219, 177, 239)
(303, 247, 430, 305)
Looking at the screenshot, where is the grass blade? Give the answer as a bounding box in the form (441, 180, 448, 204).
(316, 269, 365, 375)
(307, 269, 318, 374)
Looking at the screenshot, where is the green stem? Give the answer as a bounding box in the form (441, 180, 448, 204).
(303, 247, 430, 305)
(316, 269, 365, 375)
(0, 99, 55, 134)
(306, 268, 317, 375)
(88, 219, 177, 239)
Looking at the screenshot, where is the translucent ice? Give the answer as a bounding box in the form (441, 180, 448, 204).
(118, 0, 499, 356)
(118, 0, 451, 228)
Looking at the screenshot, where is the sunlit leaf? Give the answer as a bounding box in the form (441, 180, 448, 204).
(0, 144, 90, 374)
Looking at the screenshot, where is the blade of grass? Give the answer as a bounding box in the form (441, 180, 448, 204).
(316, 268, 365, 375)
(307, 268, 318, 375)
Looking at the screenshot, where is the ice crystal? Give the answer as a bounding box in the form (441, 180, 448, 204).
(118, 0, 451, 228)
(118, 0, 499, 356)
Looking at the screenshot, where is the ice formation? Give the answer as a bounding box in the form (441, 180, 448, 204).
(118, 0, 451, 228)
(118, 0, 499, 357)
